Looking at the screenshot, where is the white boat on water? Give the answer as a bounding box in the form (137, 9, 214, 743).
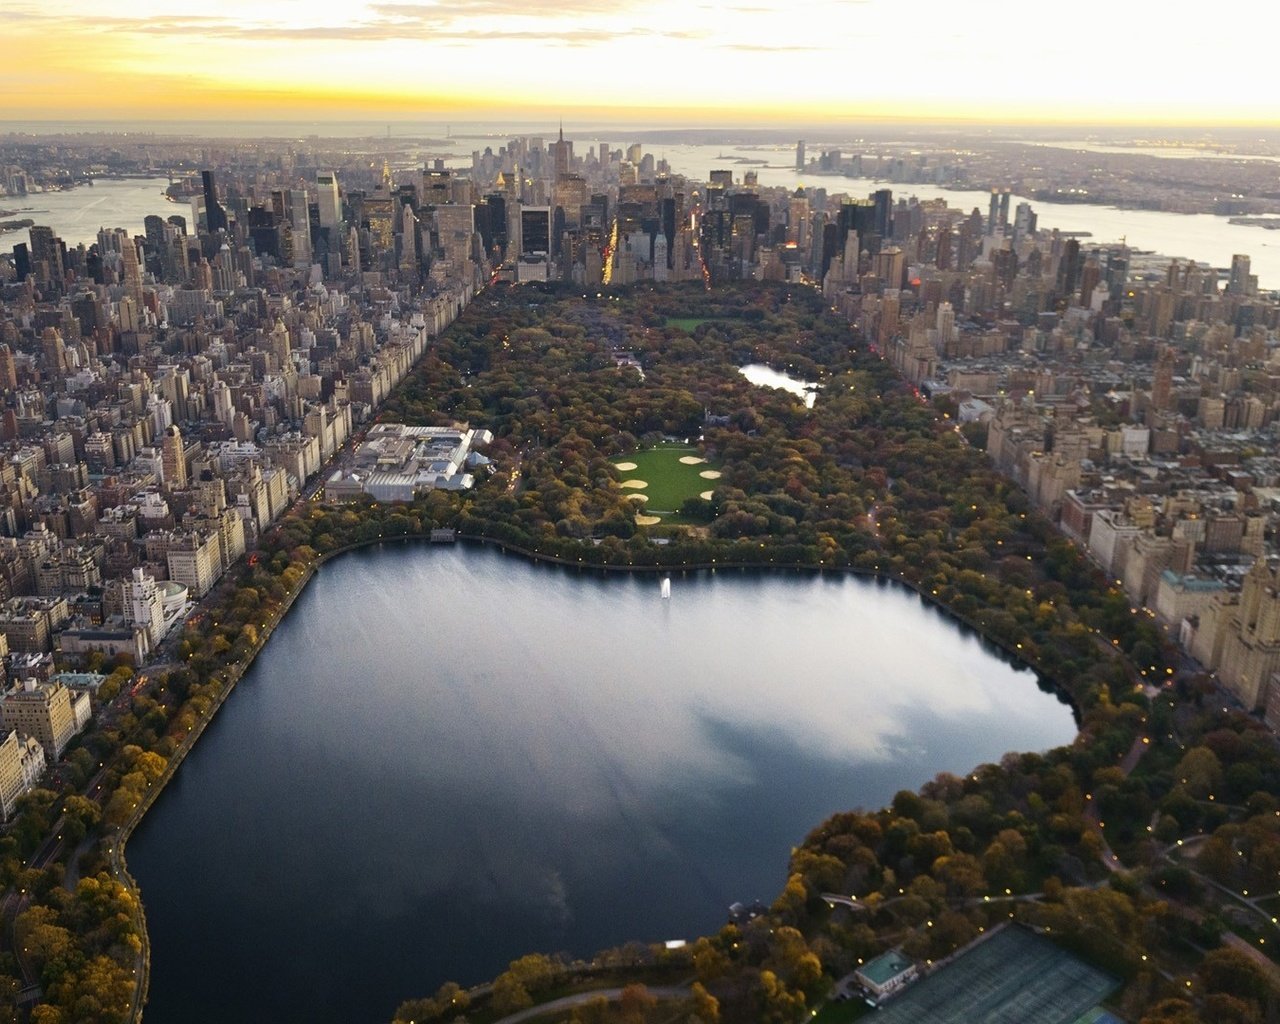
(661, 576, 671, 599)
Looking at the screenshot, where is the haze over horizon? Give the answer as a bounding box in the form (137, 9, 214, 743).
(7, 0, 1279, 128)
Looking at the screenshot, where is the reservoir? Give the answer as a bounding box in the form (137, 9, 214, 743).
(127, 543, 1076, 1024)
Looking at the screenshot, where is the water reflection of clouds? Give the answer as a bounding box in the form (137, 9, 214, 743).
(295, 552, 1069, 830)
(249, 549, 1077, 905)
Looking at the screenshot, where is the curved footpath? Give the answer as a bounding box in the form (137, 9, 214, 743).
(489, 985, 690, 1024)
(113, 529, 1090, 1022)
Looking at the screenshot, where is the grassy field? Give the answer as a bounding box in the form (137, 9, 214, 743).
(664, 317, 736, 333)
(612, 443, 721, 516)
(812, 998, 872, 1023)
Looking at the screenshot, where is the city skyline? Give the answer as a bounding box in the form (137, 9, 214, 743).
(7, 0, 1280, 127)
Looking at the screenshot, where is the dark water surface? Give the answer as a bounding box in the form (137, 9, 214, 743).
(128, 544, 1076, 1024)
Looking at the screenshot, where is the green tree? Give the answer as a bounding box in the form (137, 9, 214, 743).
(754, 969, 806, 1024)
(691, 936, 730, 984)
(15, 905, 74, 977)
(687, 981, 720, 1024)
(1197, 947, 1272, 1004)
(489, 972, 531, 1015)
(1174, 747, 1224, 799)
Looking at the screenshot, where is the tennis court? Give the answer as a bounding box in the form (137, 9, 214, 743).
(874, 925, 1121, 1024)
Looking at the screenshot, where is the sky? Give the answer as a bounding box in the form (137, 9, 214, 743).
(5, 0, 1278, 126)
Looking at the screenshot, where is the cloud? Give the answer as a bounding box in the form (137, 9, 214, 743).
(7, 9, 234, 34)
(371, 0, 633, 17)
(699, 0, 868, 8)
(8, 1, 700, 46)
(123, 21, 701, 45)
(719, 43, 823, 52)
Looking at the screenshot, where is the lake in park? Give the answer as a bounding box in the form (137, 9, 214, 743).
(127, 543, 1077, 1024)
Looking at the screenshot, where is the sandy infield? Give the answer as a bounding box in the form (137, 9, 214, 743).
(678, 455, 707, 465)
(620, 479, 648, 489)
(635, 515, 661, 526)
(698, 470, 722, 479)
(614, 461, 638, 471)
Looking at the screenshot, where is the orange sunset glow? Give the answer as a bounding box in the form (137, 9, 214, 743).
(5, 0, 1279, 126)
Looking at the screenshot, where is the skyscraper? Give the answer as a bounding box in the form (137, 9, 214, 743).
(550, 123, 573, 179)
(247, 203, 281, 260)
(41, 327, 67, 376)
(795, 140, 805, 171)
(422, 168, 451, 206)
(28, 226, 63, 288)
(1057, 238, 1081, 298)
(270, 189, 294, 263)
(1228, 254, 1252, 296)
(1151, 348, 1174, 412)
(12, 244, 30, 281)
(143, 215, 167, 276)
(481, 193, 507, 258)
(520, 206, 552, 256)
(936, 301, 956, 345)
(363, 185, 396, 258)
(0, 345, 16, 392)
(1013, 202, 1037, 243)
(290, 190, 312, 267)
(1105, 251, 1128, 299)
(788, 189, 809, 249)
(161, 425, 188, 489)
(316, 171, 342, 229)
(872, 189, 893, 239)
(399, 203, 418, 273)
(202, 170, 227, 233)
(120, 233, 145, 307)
(1078, 257, 1102, 308)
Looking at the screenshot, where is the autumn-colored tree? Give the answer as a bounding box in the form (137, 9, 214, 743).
(488, 972, 531, 1016)
(687, 981, 720, 1024)
(1197, 947, 1273, 1004)
(618, 982, 657, 1023)
(1139, 998, 1199, 1024)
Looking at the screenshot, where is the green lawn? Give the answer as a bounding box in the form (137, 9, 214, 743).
(665, 317, 736, 332)
(812, 997, 872, 1023)
(612, 443, 722, 516)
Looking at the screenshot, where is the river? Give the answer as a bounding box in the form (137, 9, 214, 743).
(0, 177, 178, 250)
(127, 543, 1076, 1024)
